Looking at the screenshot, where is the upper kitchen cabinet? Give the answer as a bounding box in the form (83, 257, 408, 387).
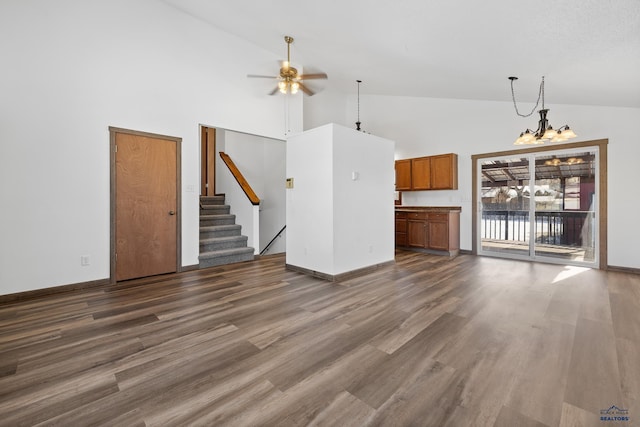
(394, 159, 412, 191)
(395, 153, 458, 191)
(430, 153, 458, 189)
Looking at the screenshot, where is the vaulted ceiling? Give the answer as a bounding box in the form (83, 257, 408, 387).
(162, 0, 640, 108)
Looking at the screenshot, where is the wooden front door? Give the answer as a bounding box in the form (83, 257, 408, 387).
(112, 128, 181, 281)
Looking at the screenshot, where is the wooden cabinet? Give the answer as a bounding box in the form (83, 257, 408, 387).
(430, 154, 457, 190)
(407, 211, 428, 247)
(395, 159, 412, 191)
(426, 213, 450, 251)
(410, 157, 431, 190)
(394, 153, 457, 191)
(395, 211, 408, 246)
(395, 207, 460, 256)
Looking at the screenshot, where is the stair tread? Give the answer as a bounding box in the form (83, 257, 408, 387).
(200, 214, 236, 225)
(200, 235, 247, 243)
(200, 226, 241, 236)
(200, 204, 229, 208)
(199, 247, 255, 258)
(200, 224, 240, 230)
(200, 197, 225, 205)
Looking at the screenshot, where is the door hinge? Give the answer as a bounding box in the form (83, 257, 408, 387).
(114, 145, 118, 153)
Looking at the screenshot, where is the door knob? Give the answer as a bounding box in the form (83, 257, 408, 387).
(169, 210, 176, 215)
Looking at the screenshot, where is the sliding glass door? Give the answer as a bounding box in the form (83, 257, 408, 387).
(480, 157, 531, 257)
(478, 147, 598, 267)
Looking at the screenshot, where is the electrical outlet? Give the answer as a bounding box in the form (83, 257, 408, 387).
(81, 255, 90, 266)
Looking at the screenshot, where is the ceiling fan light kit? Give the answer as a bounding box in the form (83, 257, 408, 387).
(509, 76, 577, 145)
(247, 35, 327, 96)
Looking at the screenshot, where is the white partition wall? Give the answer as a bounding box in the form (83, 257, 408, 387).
(286, 123, 395, 279)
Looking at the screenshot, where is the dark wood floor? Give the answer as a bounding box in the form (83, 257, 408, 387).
(1, 251, 639, 426)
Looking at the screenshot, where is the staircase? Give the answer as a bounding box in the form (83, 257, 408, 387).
(199, 195, 255, 268)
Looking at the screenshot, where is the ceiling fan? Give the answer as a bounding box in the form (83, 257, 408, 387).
(247, 35, 327, 96)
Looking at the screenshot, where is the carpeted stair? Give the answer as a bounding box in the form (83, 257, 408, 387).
(199, 195, 255, 268)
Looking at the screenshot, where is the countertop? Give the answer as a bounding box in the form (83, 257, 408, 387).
(395, 206, 461, 212)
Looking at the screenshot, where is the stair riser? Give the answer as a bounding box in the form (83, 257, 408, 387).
(199, 252, 255, 268)
(200, 196, 225, 206)
(200, 218, 236, 226)
(200, 228, 242, 239)
(200, 206, 230, 215)
(200, 238, 248, 252)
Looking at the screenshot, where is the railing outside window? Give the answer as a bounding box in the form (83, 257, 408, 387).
(481, 210, 592, 246)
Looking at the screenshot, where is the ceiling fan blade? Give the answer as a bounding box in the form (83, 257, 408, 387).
(268, 86, 279, 96)
(298, 82, 314, 96)
(298, 73, 328, 80)
(247, 74, 277, 79)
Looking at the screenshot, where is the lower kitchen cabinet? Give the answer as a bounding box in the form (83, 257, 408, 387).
(395, 207, 461, 256)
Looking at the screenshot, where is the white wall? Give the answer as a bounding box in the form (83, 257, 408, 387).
(332, 125, 395, 274)
(217, 162, 259, 253)
(286, 125, 335, 273)
(347, 94, 640, 269)
(286, 123, 395, 276)
(218, 130, 286, 254)
(303, 87, 349, 131)
(0, 0, 301, 295)
(260, 138, 287, 254)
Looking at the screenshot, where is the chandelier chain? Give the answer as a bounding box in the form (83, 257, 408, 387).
(356, 80, 362, 131)
(357, 80, 361, 122)
(510, 76, 545, 118)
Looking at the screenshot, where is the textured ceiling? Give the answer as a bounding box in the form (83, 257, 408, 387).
(162, 0, 640, 107)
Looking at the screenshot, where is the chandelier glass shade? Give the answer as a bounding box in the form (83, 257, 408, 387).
(510, 76, 577, 145)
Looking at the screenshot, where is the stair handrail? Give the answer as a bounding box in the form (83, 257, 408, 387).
(219, 152, 260, 206)
(260, 225, 286, 255)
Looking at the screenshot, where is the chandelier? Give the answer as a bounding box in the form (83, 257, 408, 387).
(509, 76, 577, 145)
